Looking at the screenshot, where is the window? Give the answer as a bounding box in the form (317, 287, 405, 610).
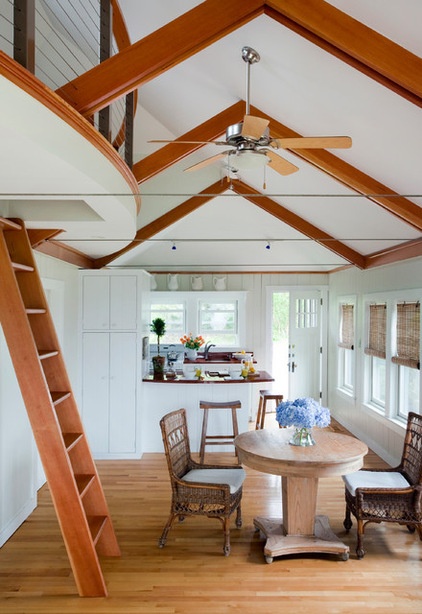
(148, 291, 247, 350)
(365, 304, 387, 408)
(338, 302, 355, 394)
(295, 298, 318, 329)
(392, 302, 420, 419)
(199, 299, 239, 346)
(150, 301, 185, 344)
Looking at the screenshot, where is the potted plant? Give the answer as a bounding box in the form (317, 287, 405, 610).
(150, 317, 166, 380)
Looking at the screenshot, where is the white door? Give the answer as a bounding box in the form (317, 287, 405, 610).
(288, 290, 324, 401)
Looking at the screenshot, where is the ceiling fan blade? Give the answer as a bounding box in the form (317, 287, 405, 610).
(241, 115, 270, 140)
(266, 151, 299, 176)
(149, 139, 227, 145)
(272, 136, 352, 149)
(184, 152, 228, 172)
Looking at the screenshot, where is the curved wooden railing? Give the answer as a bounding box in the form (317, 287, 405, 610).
(0, 50, 140, 214)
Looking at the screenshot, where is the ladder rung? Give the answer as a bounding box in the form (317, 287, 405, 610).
(38, 350, 59, 360)
(88, 516, 108, 546)
(75, 474, 96, 498)
(63, 432, 84, 451)
(26, 308, 47, 315)
(50, 391, 72, 406)
(12, 261, 34, 272)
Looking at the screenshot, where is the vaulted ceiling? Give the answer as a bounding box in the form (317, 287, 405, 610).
(2, 0, 422, 273)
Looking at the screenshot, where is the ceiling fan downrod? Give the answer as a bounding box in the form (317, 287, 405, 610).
(242, 46, 260, 116)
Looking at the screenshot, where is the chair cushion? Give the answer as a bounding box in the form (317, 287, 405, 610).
(183, 468, 246, 494)
(343, 470, 410, 496)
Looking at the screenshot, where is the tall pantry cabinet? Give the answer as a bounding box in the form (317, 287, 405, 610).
(79, 270, 151, 459)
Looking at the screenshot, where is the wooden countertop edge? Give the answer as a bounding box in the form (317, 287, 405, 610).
(143, 371, 274, 383)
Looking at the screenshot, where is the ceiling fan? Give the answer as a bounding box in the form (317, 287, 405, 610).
(150, 46, 352, 178)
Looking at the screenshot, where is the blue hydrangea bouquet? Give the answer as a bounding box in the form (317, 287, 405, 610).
(276, 397, 330, 446)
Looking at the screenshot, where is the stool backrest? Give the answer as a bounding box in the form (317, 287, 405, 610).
(160, 408, 191, 479)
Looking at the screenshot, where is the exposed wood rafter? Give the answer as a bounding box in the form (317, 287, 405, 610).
(249, 106, 422, 232)
(233, 181, 366, 269)
(133, 102, 245, 184)
(56, 0, 422, 116)
(56, 0, 264, 115)
(93, 180, 228, 268)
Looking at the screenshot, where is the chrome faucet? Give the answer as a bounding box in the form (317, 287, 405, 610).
(203, 342, 216, 360)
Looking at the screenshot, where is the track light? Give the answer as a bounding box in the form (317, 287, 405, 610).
(171, 242, 176, 251)
(266, 242, 271, 250)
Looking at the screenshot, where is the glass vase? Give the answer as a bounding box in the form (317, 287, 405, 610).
(289, 427, 315, 447)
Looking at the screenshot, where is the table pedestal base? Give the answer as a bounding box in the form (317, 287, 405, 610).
(254, 515, 349, 563)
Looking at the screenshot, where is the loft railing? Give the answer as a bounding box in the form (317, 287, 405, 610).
(0, 0, 133, 167)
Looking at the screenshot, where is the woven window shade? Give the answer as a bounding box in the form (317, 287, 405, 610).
(365, 304, 386, 358)
(338, 304, 354, 350)
(391, 302, 420, 369)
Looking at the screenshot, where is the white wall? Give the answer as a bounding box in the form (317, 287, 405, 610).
(327, 256, 422, 466)
(0, 253, 79, 546)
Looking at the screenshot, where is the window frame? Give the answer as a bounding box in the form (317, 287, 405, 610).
(337, 297, 356, 397)
(362, 290, 421, 425)
(149, 291, 247, 351)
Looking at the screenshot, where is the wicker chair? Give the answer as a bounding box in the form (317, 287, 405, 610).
(343, 411, 422, 559)
(158, 408, 246, 556)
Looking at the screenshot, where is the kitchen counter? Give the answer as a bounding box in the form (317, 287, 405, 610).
(143, 370, 273, 384)
(141, 369, 277, 454)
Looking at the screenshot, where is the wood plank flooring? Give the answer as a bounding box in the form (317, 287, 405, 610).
(0, 422, 421, 613)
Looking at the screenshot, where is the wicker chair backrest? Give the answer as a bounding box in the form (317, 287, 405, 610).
(160, 408, 192, 479)
(400, 412, 422, 485)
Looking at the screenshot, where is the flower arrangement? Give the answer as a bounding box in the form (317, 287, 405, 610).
(276, 397, 330, 429)
(180, 333, 205, 350)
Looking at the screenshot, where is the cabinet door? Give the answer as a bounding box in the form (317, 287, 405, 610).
(81, 332, 110, 454)
(110, 276, 137, 330)
(82, 276, 110, 330)
(109, 332, 137, 453)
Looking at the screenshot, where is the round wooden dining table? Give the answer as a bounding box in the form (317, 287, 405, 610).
(234, 427, 368, 562)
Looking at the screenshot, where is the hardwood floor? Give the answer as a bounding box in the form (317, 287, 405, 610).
(1, 424, 421, 613)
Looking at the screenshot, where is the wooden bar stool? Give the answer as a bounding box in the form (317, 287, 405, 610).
(255, 390, 283, 430)
(199, 400, 241, 463)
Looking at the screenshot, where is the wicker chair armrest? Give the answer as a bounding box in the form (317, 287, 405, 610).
(359, 466, 401, 473)
(356, 485, 415, 504)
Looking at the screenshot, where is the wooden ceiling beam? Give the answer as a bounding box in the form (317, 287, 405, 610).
(364, 238, 422, 269)
(134, 101, 245, 184)
(233, 181, 366, 269)
(34, 240, 95, 268)
(250, 105, 422, 232)
(56, 0, 422, 117)
(56, 0, 264, 116)
(265, 0, 422, 107)
(93, 180, 227, 268)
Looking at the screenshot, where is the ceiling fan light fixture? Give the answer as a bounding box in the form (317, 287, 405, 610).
(230, 150, 269, 170)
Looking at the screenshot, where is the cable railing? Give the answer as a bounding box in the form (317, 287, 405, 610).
(0, 0, 14, 56)
(1, 0, 133, 168)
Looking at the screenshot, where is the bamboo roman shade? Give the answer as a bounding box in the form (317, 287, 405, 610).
(391, 302, 420, 370)
(365, 303, 387, 359)
(339, 304, 354, 350)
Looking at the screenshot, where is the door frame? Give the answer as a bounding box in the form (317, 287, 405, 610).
(265, 285, 329, 405)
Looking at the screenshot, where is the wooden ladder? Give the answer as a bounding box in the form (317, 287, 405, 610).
(0, 218, 120, 597)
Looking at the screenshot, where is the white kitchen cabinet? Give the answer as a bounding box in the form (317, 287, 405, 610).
(81, 332, 137, 457)
(79, 270, 151, 459)
(82, 274, 138, 330)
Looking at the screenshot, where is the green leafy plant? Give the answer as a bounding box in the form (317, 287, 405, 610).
(150, 317, 166, 356)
